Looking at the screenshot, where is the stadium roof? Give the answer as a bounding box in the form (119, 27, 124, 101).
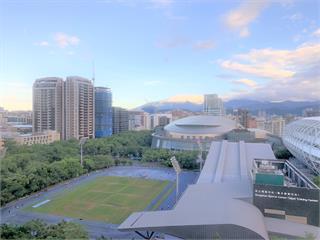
(119, 141, 273, 239)
(164, 115, 237, 135)
(119, 140, 320, 239)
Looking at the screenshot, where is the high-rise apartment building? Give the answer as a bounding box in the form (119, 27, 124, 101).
(112, 107, 129, 134)
(32, 77, 64, 138)
(150, 113, 172, 129)
(128, 111, 150, 131)
(271, 116, 286, 137)
(236, 109, 250, 128)
(203, 94, 225, 116)
(95, 87, 112, 138)
(64, 76, 94, 140)
(256, 117, 266, 130)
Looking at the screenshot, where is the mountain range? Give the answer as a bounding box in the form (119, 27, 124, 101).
(136, 98, 320, 115)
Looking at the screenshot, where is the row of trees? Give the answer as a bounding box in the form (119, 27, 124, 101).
(142, 149, 199, 169)
(0, 220, 88, 239)
(0, 131, 151, 206)
(1, 130, 200, 206)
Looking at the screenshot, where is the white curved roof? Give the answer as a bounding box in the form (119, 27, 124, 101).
(283, 117, 320, 174)
(164, 115, 237, 135)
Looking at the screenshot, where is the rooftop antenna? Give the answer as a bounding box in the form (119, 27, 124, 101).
(92, 61, 95, 86)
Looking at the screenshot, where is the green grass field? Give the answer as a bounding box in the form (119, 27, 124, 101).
(28, 176, 169, 224)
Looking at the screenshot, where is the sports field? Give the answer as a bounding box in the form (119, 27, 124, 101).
(28, 176, 169, 224)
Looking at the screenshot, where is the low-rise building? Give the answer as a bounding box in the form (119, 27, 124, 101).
(14, 130, 60, 145)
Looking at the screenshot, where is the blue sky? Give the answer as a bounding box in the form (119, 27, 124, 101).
(0, 0, 319, 110)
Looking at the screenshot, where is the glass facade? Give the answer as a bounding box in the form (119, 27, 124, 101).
(95, 87, 112, 138)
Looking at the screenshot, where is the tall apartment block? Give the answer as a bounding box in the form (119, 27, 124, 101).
(271, 116, 286, 137)
(112, 107, 129, 134)
(237, 108, 250, 129)
(95, 87, 112, 138)
(32, 77, 64, 138)
(65, 76, 94, 140)
(203, 94, 225, 116)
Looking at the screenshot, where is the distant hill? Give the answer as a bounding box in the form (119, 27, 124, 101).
(136, 98, 320, 115)
(136, 101, 202, 113)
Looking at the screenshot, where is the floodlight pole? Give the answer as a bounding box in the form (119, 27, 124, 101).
(197, 140, 204, 172)
(80, 143, 83, 167)
(79, 137, 88, 167)
(170, 156, 181, 204)
(176, 171, 179, 203)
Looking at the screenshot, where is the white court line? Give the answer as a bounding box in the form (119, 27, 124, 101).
(32, 200, 51, 208)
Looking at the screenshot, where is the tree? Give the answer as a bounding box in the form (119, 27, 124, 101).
(1, 131, 153, 206)
(313, 176, 320, 187)
(274, 147, 293, 159)
(0, 220, 88, 239)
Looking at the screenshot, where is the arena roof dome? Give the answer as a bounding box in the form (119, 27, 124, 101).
(164, 115, 237, 136)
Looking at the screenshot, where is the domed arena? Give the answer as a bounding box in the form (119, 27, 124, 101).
(152, 115, 237, 151)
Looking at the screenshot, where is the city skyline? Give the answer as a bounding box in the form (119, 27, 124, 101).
(1, 0, 319, 111)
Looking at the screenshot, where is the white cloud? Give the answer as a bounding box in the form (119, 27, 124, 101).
(221, 60, 294, 79)
(224, 0, 269, 37)
(312, 28, 320, 37)
(232, 78, 258, 88)
(239, 27, 250, 38)
(219, 41, 320, 101)
(36, 41, 49, 47)
(221, 42, 320, 79)
(285, 13, 303, 22)
(193, 40, 215, 50)
(54, 32, 80, 48)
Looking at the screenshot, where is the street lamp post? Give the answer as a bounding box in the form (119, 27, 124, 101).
(170, 156, 181, 204)
(79, 137, 88, 167)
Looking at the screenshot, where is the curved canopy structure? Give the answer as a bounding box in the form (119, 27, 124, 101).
(119, 141, 275, 239)
(119, 140, 320, 239)
(283, 117, 320, 174)
(164, 115, 237, 137)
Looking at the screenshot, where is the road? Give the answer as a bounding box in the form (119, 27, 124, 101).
(1, 166, 199, 239)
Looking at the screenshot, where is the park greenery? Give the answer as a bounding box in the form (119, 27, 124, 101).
(313, 176, 320, 187)
(0, 130, 199, 206)
(274, 147, 293, 159)
(0, 220, 88, 239)
(142, 149, 198, 169)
